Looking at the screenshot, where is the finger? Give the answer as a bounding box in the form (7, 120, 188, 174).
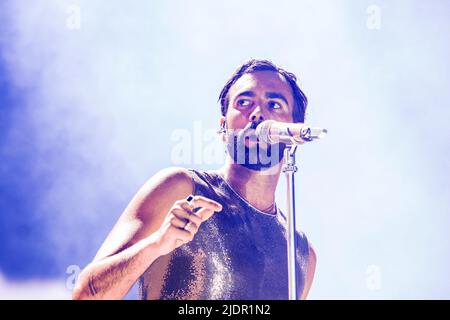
(184, 221, 199, 234)
(187, 213, 202, 228)
(194, 207, 217, 222)
(169, 215, 188, 229)
(170, 226, 194, 244)
(186, 195, 222, 212)
(171, 207, 202, 229)
(179, 202, 196, 216)
(171, 206, 192, 221)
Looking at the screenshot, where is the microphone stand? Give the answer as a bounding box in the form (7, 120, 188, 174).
(282, 126, 327, 299)
(282, 144, 299, 300)
(256, 120, 327, 300)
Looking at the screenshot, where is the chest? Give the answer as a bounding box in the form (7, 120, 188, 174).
(183, 214, 290, 298)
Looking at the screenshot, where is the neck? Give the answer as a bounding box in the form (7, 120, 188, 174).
(216, 158, 283, 213)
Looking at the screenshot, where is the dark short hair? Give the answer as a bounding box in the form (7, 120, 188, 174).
(218, 59, 308, 123)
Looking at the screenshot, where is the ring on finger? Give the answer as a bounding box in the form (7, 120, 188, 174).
(186, 195, 195, 211)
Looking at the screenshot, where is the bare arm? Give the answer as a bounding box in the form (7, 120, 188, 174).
(73, 233, 162, 299)
(72, 167, 221, 300)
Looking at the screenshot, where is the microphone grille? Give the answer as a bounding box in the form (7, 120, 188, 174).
(255, 120, 276, 144)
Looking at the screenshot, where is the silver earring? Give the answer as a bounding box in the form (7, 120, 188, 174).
(217, 123, 227, 134)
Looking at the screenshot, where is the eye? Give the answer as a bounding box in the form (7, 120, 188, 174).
(237, 99, 253, 107)
(268, 101, 282, 110)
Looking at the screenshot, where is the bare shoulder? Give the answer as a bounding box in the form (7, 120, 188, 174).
(301, 241, 317, 300)
(93, 167, 193, 261)
(142, 167, 193, 196)
(132, 166, 194, 221)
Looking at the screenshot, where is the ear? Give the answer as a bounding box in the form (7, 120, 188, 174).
(219, 116, 226, 128)
(219, 116, 227, 143)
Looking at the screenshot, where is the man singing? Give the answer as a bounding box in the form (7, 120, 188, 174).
(73, 59, 317, 300)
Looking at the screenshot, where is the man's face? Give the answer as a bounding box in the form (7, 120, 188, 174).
(223, 70, 295, 171)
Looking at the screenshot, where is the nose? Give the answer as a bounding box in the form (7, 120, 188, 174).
(249, 107, 264, 126)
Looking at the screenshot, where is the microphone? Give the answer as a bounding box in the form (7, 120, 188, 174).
(255, 120, 328, 145)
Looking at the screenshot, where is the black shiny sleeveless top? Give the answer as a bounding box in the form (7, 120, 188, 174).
(138, 169, 310, 300)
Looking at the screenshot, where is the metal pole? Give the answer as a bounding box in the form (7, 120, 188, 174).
(257, 121, 327, 299)
(282, 145, 299, 300)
